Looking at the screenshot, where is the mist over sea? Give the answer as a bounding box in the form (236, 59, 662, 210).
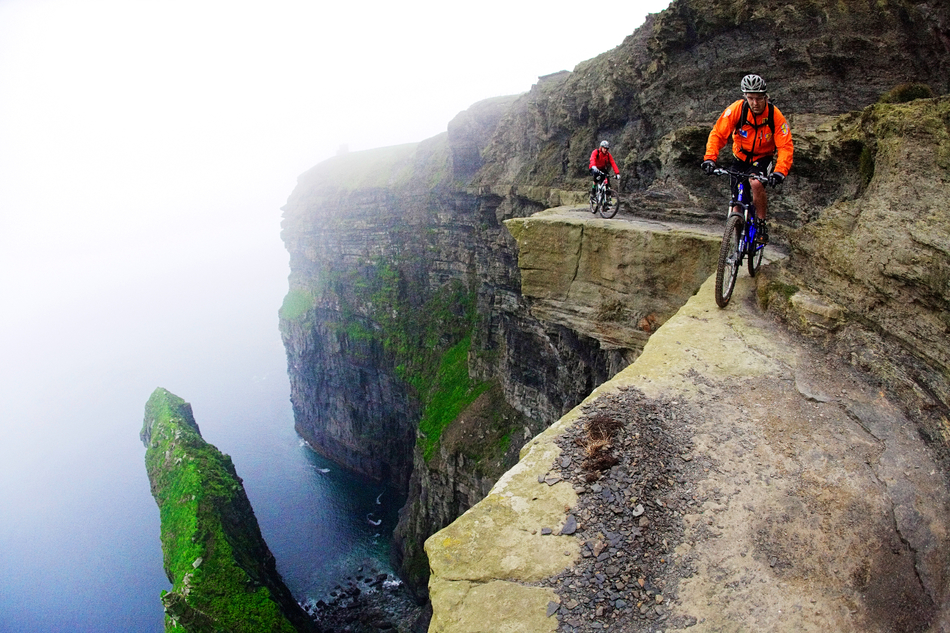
(0, 229, 399, 632)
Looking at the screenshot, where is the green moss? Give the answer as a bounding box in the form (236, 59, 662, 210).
(758, 280, 800, 310)
(878, 82, 935, 105)
(142, 389, 301, 633)
(418, 336, 490, 461)
(279, 288, 314, 322)
(291, 253, 489, 463)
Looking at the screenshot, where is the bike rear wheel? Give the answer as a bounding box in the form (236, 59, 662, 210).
(715, 214, 743, 308)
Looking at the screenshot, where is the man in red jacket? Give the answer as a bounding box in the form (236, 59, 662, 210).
(701, 74, 793, 244)
(589, 140, 620, 204)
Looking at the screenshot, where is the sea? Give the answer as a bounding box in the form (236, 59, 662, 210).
(0, 229, 401, 632)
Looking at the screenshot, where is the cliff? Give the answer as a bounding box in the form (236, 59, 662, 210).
(141, 388, 317, 633)
(426, 272, 950, 632)
(278, 0, 950, 610)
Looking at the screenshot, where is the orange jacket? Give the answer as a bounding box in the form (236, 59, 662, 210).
(704, 99, 793, 176)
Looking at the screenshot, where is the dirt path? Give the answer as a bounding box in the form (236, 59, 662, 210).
(621, 273, 950, 632)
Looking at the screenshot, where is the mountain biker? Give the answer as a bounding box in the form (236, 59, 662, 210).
(590, 140, 620, 204)
(701, 74, 794, 245)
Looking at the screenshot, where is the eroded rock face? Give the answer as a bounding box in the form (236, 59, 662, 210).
(279, 0, 950, 612)
(505, 210, 721, 352)
(760, 97, 950, 462)
(279, 131, 631, 595)
(474, 0, 950, 196)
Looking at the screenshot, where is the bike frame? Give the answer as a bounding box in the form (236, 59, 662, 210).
(724, 169, 768, 259)
(713, 168, 769, 307)
(590, 172, 618, 218)
(731, 177, 762, 252)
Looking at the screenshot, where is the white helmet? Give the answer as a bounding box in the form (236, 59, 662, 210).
(600, 140, 610, 149)
(740, 74, 768, 93)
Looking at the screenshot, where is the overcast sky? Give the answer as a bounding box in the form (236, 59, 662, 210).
(0, 0, 671, 319)
(0, 4, 673, 625)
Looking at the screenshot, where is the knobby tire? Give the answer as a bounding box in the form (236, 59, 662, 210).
(599, 190, 618, 219)
(748, 237, 764, 277)
(715, 214, 743, 308)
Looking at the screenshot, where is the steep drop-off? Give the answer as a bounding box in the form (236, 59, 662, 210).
(141, 388, 316, 633)
(279, 0, 950, 602)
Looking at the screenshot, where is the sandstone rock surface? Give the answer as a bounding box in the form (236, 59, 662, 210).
(426, 273, 950, 632)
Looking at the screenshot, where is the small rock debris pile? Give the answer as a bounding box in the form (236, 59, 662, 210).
(303, 564, 428, 633)
(537, 386, 706, 632)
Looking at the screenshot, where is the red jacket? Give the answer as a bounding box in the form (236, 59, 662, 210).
(705, 99, 794, 176)
(589, 148, 619, 175)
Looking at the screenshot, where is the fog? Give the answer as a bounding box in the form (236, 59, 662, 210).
(0, 0, 670, 629)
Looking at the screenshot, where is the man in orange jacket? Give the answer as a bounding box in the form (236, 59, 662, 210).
(701, 74, 793, 244)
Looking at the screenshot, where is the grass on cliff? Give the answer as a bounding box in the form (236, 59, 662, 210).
(418, 335, 491, 461)
(280, 288, 315, 322)
(143, 389, 297, 633)
(301, 143, 419, 190)
(308, 256, 489, 461)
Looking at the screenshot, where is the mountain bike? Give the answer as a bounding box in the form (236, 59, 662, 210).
(589, 173, 618, 219)
(712, 168, 769, 308)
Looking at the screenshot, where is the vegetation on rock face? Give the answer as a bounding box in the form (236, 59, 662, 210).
(279, 288, 315, 323)
(296, 251, 487, 462)
(141, 388, 312, 633)
(417, 335, 491, 461)
(879, 82, 936, 104)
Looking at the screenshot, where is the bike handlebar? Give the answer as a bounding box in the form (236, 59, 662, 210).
(712, 167, 771, 185)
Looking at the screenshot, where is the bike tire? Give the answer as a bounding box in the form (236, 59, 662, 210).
(715, 214, 743, 308)
(747, 239, 764, 277)
(599, 193, 618, 218)
(589, 191, 598, 214)
(591, 188, 605, 216)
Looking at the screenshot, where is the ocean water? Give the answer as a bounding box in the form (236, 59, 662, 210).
(0, 235, 400, 632)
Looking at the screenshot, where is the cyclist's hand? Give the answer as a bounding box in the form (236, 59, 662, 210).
(769, 172, 785, 187)
(701, 160, 716, 175)
(591, 166, 602, 175)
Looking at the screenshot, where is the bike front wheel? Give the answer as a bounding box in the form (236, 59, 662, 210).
(747, 240, 764, 277)
(590, 189, 605, 216)
(599, 192, 618, 218)
(715, 214, 743, 308)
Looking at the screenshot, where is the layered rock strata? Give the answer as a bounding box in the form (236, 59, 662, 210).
(279, 0, 950, 608)
(141, 388, 317, 633)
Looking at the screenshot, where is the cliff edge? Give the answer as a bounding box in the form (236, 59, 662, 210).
(141, 388, 317, 633)
(426, 271, 950, 632)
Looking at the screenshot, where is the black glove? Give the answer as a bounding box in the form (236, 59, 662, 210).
(769, 172, 785, 187)
(701, 160, 716, 175)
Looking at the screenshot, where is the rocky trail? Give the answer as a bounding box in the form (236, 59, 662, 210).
(426, 269, 950, 633)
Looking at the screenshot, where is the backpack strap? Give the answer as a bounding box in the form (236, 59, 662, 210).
(733, 101, 775, 162)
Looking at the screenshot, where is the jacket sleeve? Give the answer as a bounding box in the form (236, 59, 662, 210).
(704, 101, 742, 161)
(589, 149, 598, 169)
(772, 108, 794, 176)
(608, 153, 620, 175)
